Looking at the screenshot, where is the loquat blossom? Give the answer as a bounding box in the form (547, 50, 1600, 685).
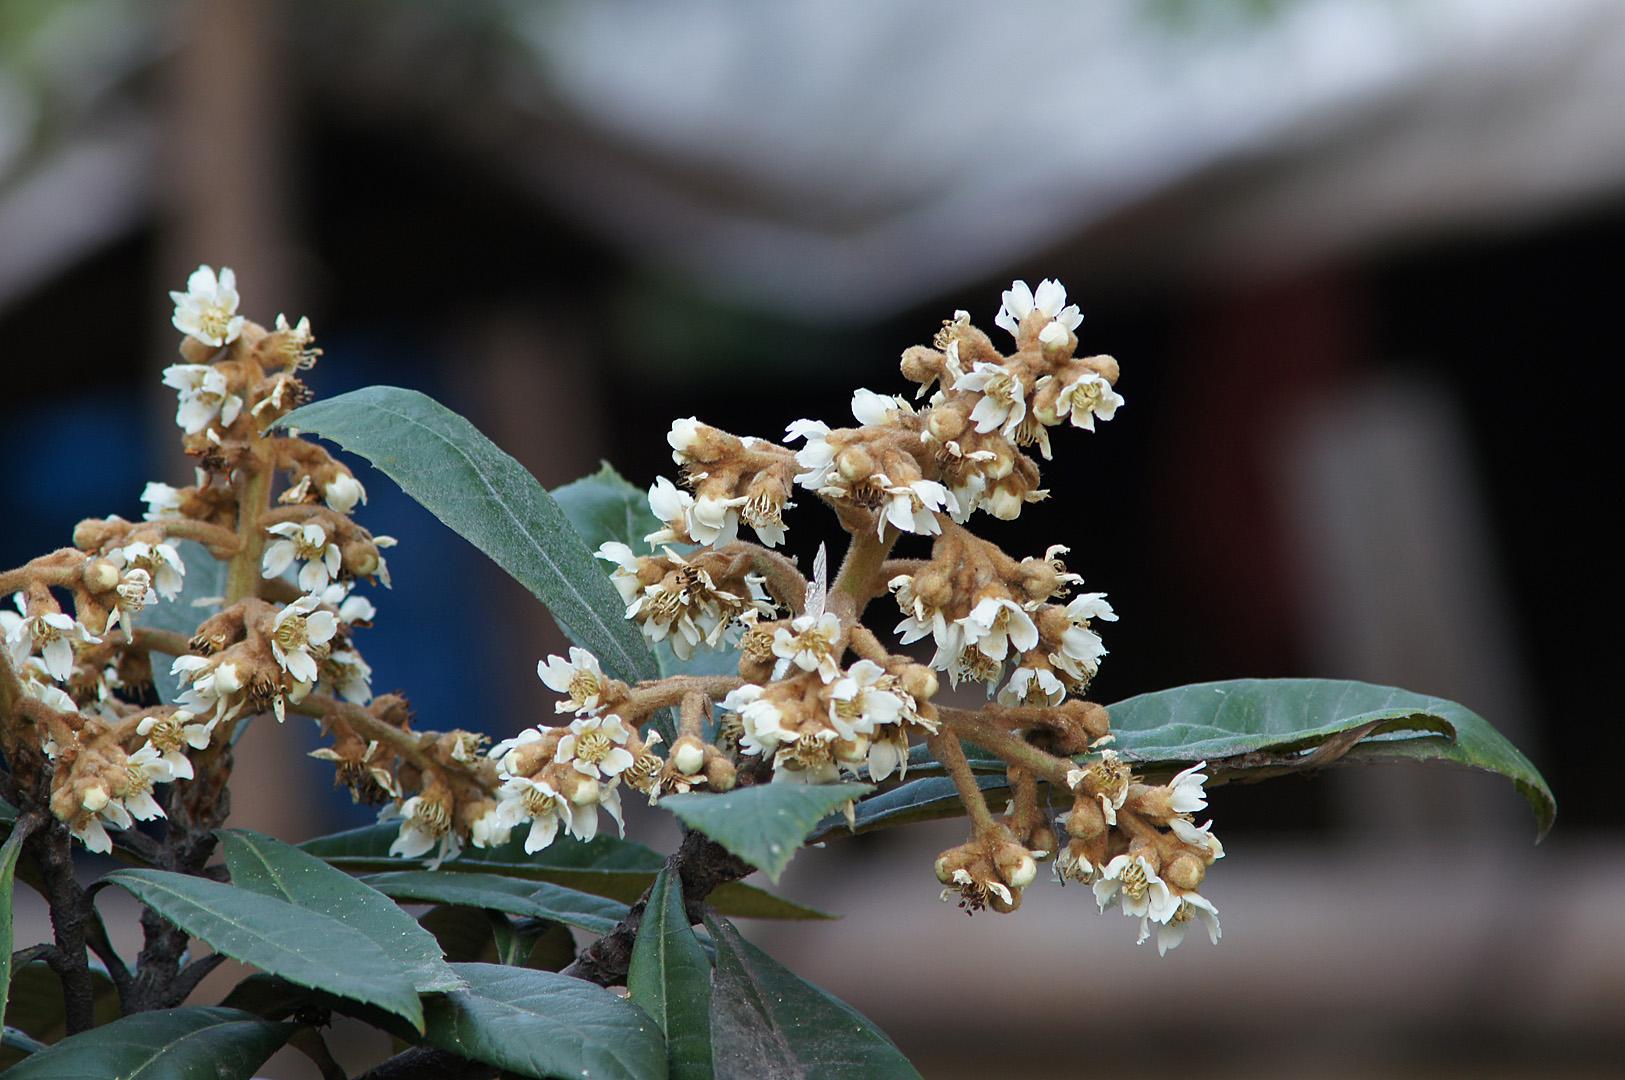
(323, 474, 367, 514)
(141, 481, 185, 520)
(956, 362, 1027, 437)
(262, 522, 343, 593)
(162, 364, 243, 435)
(387, 795, 462, 866)
(960, 596, 1039, 663)
(1142, 893, 1221, 955)
(556, 714, 637, 780)
(538, 647, 611, 714)
(136, 710, 214, 780)
(171, 655, 245, 722)
(772, 611, 842, 682)
(1049, 370, 1123, 432)
(269, 594, 339, 686)
(994, 277, 1083, 345)
(1167, 762, 1211, 814)
(879, 477, 954, 538)
(826, 660, 903, 740)
(113, 541, 186, 600)
(6, 609, 100, 682)
(169, 265, 244, 348)
(1094, 854, 1178, 924)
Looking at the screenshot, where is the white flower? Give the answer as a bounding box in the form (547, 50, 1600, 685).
(538, 647, 610, 714)
(1053, 371, 1123, 432)
(103, 568, 156, 636)
(324, 474, 367, 513)
(826, 660, 902, 740)
(956, 362, 1026, 437)
(1143, 893, 1221, 955)
(960, 596, 1039, 663)
(489, 727, 546, 775)
(995, 278, 1082, 344)
(269, 595, 339, 686)
(71, 785, 131, 854)
(141, 481, 185, 520)
(136, 710, 214, 781)
(1066, 749, 1132, 825)
(171, 656, 245, 721)
(262, 522, 343, 593)
(880, 477, 954, 538)
(997, 663, 1065, 707)
(493, 777, 575, 853)
(387, 796, 461, 866)
(667, 417, 705, 466)
(557, 714, 636, 780)
(1054, 843, 1095, 884)
(162, 363, 243, 434)
(114, 541, 186, 600)
(1093, 854, 1178, 923)
(866, 731, 908, 783)
(6, 610, 100, 682)
(645, 476, 696, 546)
(169, 264, 244, 348)
(1167, 762, 1210, 814)
(725, 685, 790, 757)
(1050, 592, 1115, 684)
(326, 648, 373, 704)
(688, 493, 744, 547)
(595, 542, 645, 606)
(772, 611, 842, 681)
(851, 388, 913, 426)
(784, 419, 835, 489)
(469, 804, 515, 849)
(115, 743, 173, 823)
(1170, 817, 1225, 861)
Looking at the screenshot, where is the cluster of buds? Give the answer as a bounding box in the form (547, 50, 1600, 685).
(0, 265, 405, 856)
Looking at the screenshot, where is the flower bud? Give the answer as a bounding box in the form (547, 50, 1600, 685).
(836, 447, 874, 484)
(324, 474, 366, 514)
(900, 664, 938, 702)
(565, 775, 600, 806)
(704, 756, 737, 791)
(671, 738, 706, 776)
(834, 734, 869, 764)
(1164, 851, 1206, 891)
(344, 543, 379, 578)
(927, 406, 966, 443)
(81, 785, 110, 813)
(988, 485, 1023, 520)
(83, 559, 120, 594)
(1066, 794, 1107, 839)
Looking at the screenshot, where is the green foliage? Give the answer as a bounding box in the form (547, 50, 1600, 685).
(278, 387, 658, 685)
(106, 869, 427, 1030)
(299, 822, 833, 919)
(420, 963, 668, 1080)
(0, 1007, 292, 1080)
(0, 962, 120, 1068)
(706, 914, 920, 1079)
(662, 782, 874, 883)
(628, 868, 714, 1079)
(0, 821, 29, 1021)
(216, 828, 462, 993)
(362, 870, 629, 935)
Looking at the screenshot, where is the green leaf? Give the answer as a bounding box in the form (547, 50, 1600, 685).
(279, 387, 657, 685)
(106, 869, 425, 1031)
(0, 819, 30, 1020)
(1, 1007, 292, 1080)
(1105, 678, 1555, 838)
(216, 828, 461, 993)
(361, 871, 629, 935)
(1, 961, 119, 1067)
(628, 868, 712, 1079)
(218, 973, 421, 1044)
(808, 775, 1009, 843)
(2, 1026, 47, 1056)
(139, 539, 228, 706)
(417, 906, 501, 964)
(422, 962, 666, 1080)
(662, 782, 872, 883)
(300, 823, 833, 919)
(705, 915, 919, 1079)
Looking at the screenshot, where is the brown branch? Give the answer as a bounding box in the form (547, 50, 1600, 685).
(559, 827, 753, 988)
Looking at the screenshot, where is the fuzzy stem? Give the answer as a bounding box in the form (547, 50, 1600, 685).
(941, 708, 1072, 786)
(829, 525, 898, 624)
(926, 729, 998, 837)
(223, 444, 272, 604)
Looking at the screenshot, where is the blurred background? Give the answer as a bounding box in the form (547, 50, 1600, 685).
(2, 0, 1621, 1076)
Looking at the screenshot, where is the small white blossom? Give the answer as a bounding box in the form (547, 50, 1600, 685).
(1052, 371, 1123, 432)
(171, 656, 245, 722)
(136, 710, 214, 780)
(1167, 762, 1210, 814)
(489, 727, 546, 775)
(959, 596, 1039, 663)
(826, 660, 902, 740)
(957, 362, 1026, 437)
(140, 481, 185, 520)
(688, 493, 744, 547)
(114, 541, 186, 600)
(325, 648, 373, 704)
(997, 663, 1065, 707)
(595, 542, 645, 606)
(262, 522, 343, 593)
(851, 388, 914, 426)
(71, 785, 130, 854)
(880, 477, 954, 538)
(269, 595, 339, 686)
(1094, 854, 1178, 923)
(162, 364, 243, 434)
(537, 647, 610, 714)
(1143, 893, 1222, 955)
(784, 419, 835, 490)
(103, 568, 156, 636)
(169, 264, 244, 348)
(644, 476, 696, 546)
(324, 474, 367, 513)
(493, 777, 577, 853)
(387, 796, 461, 866)
(557, 714, 636, 780)
(120, 744, 173, 822)
(5, 610, 100, 682)
(772, 611, 842, 681)
(1170, 817, 1225, 861)
(666, 417, 705, 466)
(995, 278, 1083, 344)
